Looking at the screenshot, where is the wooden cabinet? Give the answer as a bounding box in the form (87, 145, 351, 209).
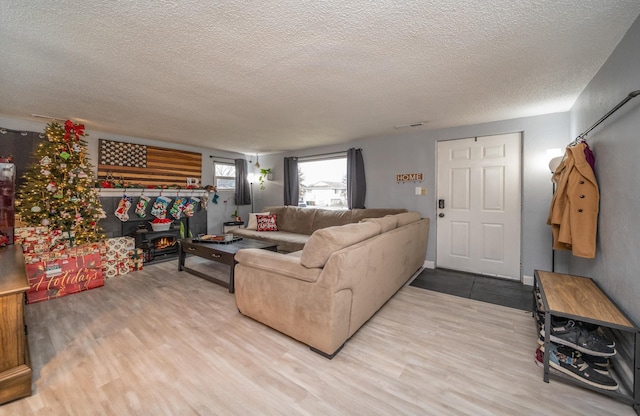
(534, 270, 639, 412)
(0, 245, 31, 405)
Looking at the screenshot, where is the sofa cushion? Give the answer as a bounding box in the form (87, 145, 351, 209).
(350, 208, 407, 223)
(277, 206, 316, 235)
(256, 214, 278, 231)
(361, 215, 397, 233)
(310, 209, 353, 233)
(395, 211, 422, 227)
(246, 212, 270, 230)
(262, 206, 288, 217)
(300, 222, 381, 268)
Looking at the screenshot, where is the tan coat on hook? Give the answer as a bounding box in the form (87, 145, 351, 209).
(547, 142, 599, 258)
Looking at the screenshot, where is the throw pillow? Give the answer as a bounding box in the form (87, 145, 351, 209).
(256, 214, 278, 231)
(246, 212, 270, 230)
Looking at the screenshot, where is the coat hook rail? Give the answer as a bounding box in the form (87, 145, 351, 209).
(575, 90, 640, 142)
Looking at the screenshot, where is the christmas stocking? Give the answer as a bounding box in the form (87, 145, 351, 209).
(115, 196, 132, 222)
(151, 196, 172, 219)
(170, 197, 187, 219)
(135, 195, 150, 218)
(183, 197, 200, 217)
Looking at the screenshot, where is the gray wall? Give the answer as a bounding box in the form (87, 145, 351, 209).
(254, 112, 571, 282)
(563, 15, 640, 324)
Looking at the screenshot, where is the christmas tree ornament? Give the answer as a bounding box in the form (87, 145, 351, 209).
(60, 152, 70, 160)
(40, 156, 51, 166)
(46, 181, 57, 192)
(74, 209, 83, 224)
(115, 195, 132, 222)
(64, 120, 84, 141)
(31, 205, 41, 212)
(150, 196, 172, 219)
(135, 195, 150, 217)
(41, 169, 51, 176)
(41, 218, 50, 226)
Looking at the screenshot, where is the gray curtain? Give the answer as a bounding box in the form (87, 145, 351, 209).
(347, 148, 366, 209)
(283, 157, 299, 206)
(234, 158, 251, 205)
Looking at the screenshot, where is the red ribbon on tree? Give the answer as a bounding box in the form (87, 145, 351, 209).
(64, 120, 85, 141)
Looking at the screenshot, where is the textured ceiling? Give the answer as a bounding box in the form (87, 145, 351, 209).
(1, 1, 639, 154)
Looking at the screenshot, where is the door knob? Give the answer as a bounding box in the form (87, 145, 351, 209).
(438, 213, 445, 218)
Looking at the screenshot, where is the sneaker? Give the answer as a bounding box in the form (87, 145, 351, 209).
(534, 345, 618, 391)
(539, 343, 610, 375)
(551, 317, 615, 348)
(540, 320, 616, 357)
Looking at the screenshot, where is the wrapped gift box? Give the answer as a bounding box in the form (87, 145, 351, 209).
(25, 253, 104, 304)
(102, 259, 130, 278)
(128, 249, 144, 272)
(104, 237, 135, 260)
(14, 226, 49, 245)
(23, 242, 105, 264)
(16, 226, 51, 253)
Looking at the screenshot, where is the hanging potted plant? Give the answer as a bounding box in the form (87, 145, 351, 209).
(258, 168, 272, 190)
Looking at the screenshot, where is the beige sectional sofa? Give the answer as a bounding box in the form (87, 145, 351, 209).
(232, 205, 408, 253)
(234, 211, 429, 358)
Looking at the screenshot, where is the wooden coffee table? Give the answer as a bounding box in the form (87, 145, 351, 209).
(178, 237, 277, 293)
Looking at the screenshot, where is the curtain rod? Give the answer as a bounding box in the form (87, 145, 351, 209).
(297, 150, 349, 162)
(574, 90, 640, 142)
(209, 155, 235, 162)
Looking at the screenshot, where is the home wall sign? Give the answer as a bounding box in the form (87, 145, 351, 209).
(98, 139, 202, 188)
(396, 173, 423, 182)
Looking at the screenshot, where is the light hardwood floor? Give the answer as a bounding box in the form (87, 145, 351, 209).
(0, 259, 634, 415)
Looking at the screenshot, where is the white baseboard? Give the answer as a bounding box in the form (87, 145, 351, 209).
(522, 274, 534, 286)
(424, 260, 435, 269)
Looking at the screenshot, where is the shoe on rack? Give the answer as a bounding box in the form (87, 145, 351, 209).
(534, 345, 618, 391)
(539, 343, 610, 375)
(540, 320, 616, 357)
(547, 317, 615, 348)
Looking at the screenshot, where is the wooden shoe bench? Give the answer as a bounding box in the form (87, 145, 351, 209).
(534, 270, 639, 413)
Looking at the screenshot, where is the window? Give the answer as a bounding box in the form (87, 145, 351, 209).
(298, 155, 347, 209)
(214, 163, 236, 190)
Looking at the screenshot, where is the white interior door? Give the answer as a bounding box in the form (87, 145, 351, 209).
(436, 133, 521, 280)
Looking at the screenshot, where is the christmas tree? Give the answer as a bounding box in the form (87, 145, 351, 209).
(17, 120, 106, 244)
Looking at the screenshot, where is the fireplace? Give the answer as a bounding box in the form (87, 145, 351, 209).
(133, 228, 181, 264)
